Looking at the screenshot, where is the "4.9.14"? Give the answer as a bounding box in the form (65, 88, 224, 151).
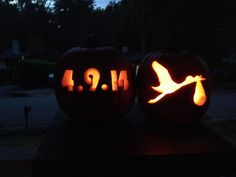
(61, 68, 129, 92)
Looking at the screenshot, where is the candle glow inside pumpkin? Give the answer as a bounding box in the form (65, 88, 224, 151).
(148, 61, 207, 106)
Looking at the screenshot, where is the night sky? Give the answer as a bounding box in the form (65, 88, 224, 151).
(95, 0, 119, 8)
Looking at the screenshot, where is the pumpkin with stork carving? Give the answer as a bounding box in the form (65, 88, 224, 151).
(136, 52, 212, 125)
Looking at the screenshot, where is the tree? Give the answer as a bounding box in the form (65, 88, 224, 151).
(0, 1, 19, 50)
(51, 0, 94, 51)
(0, 0, 53, 57)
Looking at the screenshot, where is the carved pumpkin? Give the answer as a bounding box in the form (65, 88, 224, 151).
(136, 52, 212, 125)
(54, 47, 134, 123)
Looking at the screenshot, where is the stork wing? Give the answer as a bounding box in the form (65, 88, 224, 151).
(152, 61, 174, 85)
(148, 92, 167, 104)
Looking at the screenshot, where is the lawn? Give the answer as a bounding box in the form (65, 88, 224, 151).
(206, 119, 236, 146)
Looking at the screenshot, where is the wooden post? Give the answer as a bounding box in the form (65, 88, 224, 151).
(24, 105, 31, 132)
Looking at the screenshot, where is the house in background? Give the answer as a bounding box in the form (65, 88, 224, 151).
(0, 40, 30, 83)
(0, 40, 20, 69)
(0, 49, 19, 69)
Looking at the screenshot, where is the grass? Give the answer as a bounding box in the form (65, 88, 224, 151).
(0, 128, 46, 148)
(206, 119, 236, 146)
(0, 135, 43, 148)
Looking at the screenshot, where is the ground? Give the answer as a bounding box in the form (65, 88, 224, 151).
(207, 119, 236, 146)
(0, 85, 58, 128)
(1, 85, 236, 129)
(0, 85, 236, 161)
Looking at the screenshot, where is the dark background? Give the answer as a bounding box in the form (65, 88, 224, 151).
(0, 1, 236, 175)
(0, 0, 236, 69)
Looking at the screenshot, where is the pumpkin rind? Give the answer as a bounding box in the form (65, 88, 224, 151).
(136, 52, 212, 125)
(54, 47, 134, 123)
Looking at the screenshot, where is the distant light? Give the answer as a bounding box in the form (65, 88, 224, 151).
(49, 74, 54, 79)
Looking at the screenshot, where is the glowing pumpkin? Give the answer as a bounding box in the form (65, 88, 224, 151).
(54, 47, 134, 123)
(136, 52, 212, 125)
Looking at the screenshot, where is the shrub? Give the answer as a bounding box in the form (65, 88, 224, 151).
(16, 60, 55, 88)
(0, 68, 15, 84)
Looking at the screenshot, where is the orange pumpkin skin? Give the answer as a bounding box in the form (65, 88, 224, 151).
(54, 47, 134, 123)
(136, 52, 212, 125)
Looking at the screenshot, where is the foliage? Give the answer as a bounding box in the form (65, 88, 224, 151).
(0, 0, 235, 68)
(16, 60, 55, 88)
(0, 68, 15, 84)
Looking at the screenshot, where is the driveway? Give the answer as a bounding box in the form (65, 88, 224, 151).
(0, 85, 236, 128)
(207, 91, 236, 120)
(0, 85, 58, 128)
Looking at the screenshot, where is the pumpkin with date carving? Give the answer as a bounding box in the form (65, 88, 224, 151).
(54, 47, 134, 123)
(136, 52, 212, 125)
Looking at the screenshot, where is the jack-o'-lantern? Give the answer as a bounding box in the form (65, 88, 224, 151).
(136, 52, 212, 125)
(54, 47, 134, 123)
